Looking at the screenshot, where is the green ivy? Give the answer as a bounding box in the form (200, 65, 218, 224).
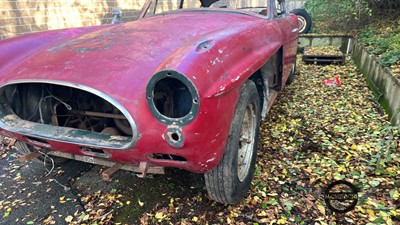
(305, 0, 372, 24)
(359, 21, 400, 68)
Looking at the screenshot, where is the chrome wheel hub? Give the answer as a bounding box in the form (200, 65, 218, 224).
(237, 103, 256, 182)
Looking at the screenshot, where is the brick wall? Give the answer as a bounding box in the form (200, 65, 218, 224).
(0, 0, 278, 40)
(0, 0, 201, 40)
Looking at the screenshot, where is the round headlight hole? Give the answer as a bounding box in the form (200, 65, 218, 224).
(152, 77, 193, 118)
(146, 70, 200, 126)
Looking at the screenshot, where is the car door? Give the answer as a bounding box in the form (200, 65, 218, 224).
(272, 1, 299, 82)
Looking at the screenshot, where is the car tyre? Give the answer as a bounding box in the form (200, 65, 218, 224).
(286, 61, 297, 85)
(204, 80, 261, 204)
(15, 141, 68, 164)
(291, 8, 312, 34)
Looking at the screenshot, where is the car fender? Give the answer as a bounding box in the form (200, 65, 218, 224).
(149, 21, 284, 169)
(154, 20, 284, 98)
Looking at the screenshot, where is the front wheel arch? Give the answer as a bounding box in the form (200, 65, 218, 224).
(204, 79, 262, 204)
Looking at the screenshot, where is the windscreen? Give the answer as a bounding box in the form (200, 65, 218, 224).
(143, 0, 272, 16)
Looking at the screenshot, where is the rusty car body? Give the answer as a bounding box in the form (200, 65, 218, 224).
(0, 0, 299, 203)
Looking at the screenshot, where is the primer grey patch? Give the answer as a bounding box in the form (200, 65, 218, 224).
(74, 47, 96, 53)
(48, 41, 81, 52)
(74, 45, 113, 53)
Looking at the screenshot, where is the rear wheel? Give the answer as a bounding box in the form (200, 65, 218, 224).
(15, 141, 68, 164)
(291, 9, 312, 34)
(204, 80, 261, 204)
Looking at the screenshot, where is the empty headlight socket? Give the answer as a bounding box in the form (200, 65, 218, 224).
(146, 70, 199, 148)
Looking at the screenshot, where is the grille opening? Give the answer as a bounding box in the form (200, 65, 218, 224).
(150, 154, 187, 162)
(1, 83, 132, 137)
(152, 77, 193, 118)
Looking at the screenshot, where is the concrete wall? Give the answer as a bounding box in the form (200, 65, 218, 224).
(286, 0, 307, 11)
(298, 35, 353, 53)
(353, 40, 400, 126)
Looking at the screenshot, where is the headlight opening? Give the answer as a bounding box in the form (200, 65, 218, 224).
(146, 70, 199, 125)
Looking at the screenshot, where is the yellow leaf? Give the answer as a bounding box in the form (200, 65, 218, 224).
(155, 212, 164, 220)
(257, 210, 267, 217)
(65, 215, 73, 223)
(367, 209, 376, 221)
(356, 206, 365, 213)
(43, 216, 53, 224)
(333, 173, 342, 180)
(83, 214, 89, 221)
(192, 216, 198, 222)
(227, 217, 231, 223)
(379, 211, 389, 219)
(391, 190, 399, 200)
(138, 199, 144, 207)
(317, 204, 326, 215)
(277, 216, 287, 224)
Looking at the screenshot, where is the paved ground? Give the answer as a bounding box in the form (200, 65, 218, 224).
(0, 139, 93, 224)
(0, 137, 207, 225)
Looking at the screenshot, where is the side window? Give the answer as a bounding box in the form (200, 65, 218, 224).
(276, 0, 287, 18)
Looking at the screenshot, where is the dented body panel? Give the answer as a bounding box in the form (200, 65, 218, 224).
(0, 8, 298, 173)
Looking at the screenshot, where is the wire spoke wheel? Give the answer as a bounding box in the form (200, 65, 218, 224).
(298, 16, 307, 33)
(291, 8, 312, 34)
(237, 103, 256, 182)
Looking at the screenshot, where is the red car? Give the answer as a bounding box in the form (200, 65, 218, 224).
(0, 0, 298, 204)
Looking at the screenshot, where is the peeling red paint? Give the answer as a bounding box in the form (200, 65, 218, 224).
(0, 7, 298, 173)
